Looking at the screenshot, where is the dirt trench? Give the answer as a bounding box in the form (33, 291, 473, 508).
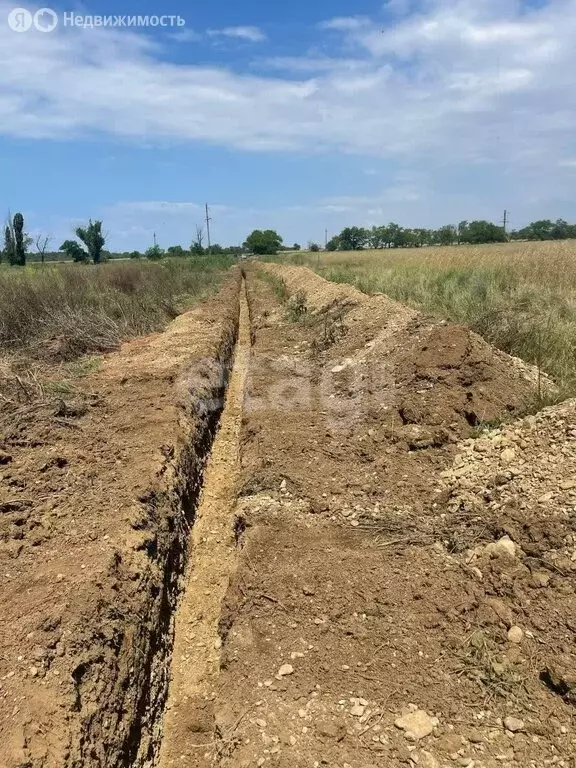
(153, 263, 575, 768)
(0, 272, 243, 767)
(157, 280, 251, 767)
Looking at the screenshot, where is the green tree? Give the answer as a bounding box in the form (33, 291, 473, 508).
(368, 226, 386, 249)
(293, 243, 301, 251)
(3, 225, 12, 264)
(460, 220, 506, 244)
(435, 225, 458, 246)
(60, 239, 88, 262)
(412, 228, 432, 247)
(13, 213, 26, 266)
(326, 235, 340, 251)
(338, 226, 368, 250)
(243, 229, 283, 255)
(167, 245, 186, 257)
(129, 250, 142, 259)
(145, 245, 164, 261)
(309, 242, 320, 252)
(72, 220, 106, 263)
(551, 219, 569, 240)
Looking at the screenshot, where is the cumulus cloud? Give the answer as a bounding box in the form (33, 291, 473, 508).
(207, 25, 267, 42)
(0, 0, 575, 182)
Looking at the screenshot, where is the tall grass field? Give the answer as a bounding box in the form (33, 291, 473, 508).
(0, 256, 234, 360)
(275, 241, 576, 397)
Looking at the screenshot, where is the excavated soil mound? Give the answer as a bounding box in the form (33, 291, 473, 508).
(246, 263, 545, 512)
(192, 264, 574, 768)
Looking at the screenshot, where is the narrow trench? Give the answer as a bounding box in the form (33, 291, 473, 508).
(155, 276, 251, 767)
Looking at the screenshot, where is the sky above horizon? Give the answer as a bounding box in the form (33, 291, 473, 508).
(1, 0, 575, 251)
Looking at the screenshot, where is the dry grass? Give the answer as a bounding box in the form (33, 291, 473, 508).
(0, 257, 233, 360)
(275, 241, 576, 395)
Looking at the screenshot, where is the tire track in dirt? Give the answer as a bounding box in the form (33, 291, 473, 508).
(157, 278, 251, 768)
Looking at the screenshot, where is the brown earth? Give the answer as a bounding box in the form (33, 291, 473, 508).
(1, 262, 575, 768)
(0, 271, 241, 767)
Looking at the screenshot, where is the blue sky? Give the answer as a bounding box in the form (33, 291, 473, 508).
(1, 0, 576, 250)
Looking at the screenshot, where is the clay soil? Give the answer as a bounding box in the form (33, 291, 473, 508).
(1, 263, 575, 768)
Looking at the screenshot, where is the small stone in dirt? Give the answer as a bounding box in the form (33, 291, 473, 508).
(350, 704, 366, 718)
(255, 719, 267, 729)
(277, 664, 294, 677)
(280, 480, 287, 492)
(508, 626, 524, 644)
(487, 536, 517, 559)
(501, 448, 516, 465)
(418, 751, 440, 768)
(302, 586, 315, 596)
(317, 721, 346, 740)
(531, 571, 551, 588)
(395, 710, 438, 740)
(468, 730, 484, 744)
(504, 717, 525, 733)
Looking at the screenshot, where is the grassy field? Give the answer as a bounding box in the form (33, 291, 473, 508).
(274, 241, 576, 397)
(0, 256, 234, 361)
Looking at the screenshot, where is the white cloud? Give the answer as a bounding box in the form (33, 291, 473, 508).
(0, 0, 576, 212)
(170, 28, 202, 43)
(207, 25, 267, 42)
(318, 16, 371, 31)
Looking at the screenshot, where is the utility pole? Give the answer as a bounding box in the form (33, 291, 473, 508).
(153, 231, 157, 248)
(502, 209, 508, 235)
(325, 228, 328, 249)
(205, 203, 212, 254)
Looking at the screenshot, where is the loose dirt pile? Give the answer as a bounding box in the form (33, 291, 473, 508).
(193, 264, 573, 768)
(0, 272, 240, 767)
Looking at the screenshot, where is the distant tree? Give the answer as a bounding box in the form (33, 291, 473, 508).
(60, 239, 89, 262)
(412, 228, 432, 247)
(459, 220, 506, 244)
(191, 226, 205, 255)
(551, 219, 569, 240)
(35, 234, 52, 265)
(293, 243, 301, 251)
(167, 245, 186, 257)
(13, 213, 26, 266)
(326, 235, 340, 251)
(145, 245, 164, 261)
(243, 229, 283, 255)
(457, 221, 469, 245)
(3, 225, 12, 264)
(73, 220, 106, 263)
(338, 226, 368, 250)
(435, 225, 458, 246)
(309, 242, 320, 252)
(529, 220, 554, 240)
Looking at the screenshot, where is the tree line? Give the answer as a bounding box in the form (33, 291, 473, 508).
(324, 218, 576, 251)
(4, 215, 576, 266)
